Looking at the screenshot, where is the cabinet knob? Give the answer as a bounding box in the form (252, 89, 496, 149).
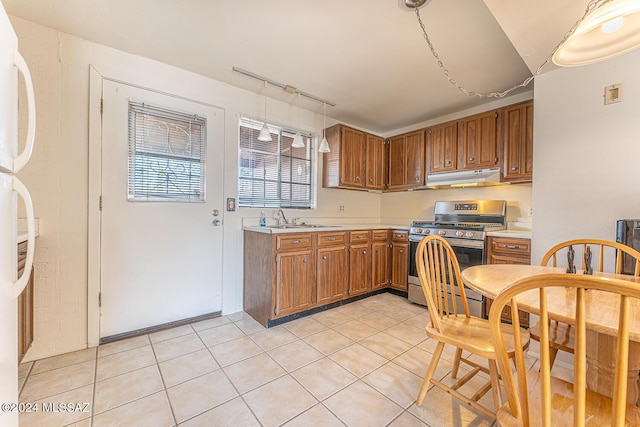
(303, 258, 307, 263)
(363, 251, 367, 255)
(323, 256, 327, 260)
(399, 249, 404, 253)
(446, 160, 451, 165)
(415, 176, 419, 182)
(292, 240, 300, 244)
(356, 176, 361, 181)
(469, 157, 474, 162)
(368, 178, 373, 182)
(328, 237, 336, 241)
(511, 166, 518, 171)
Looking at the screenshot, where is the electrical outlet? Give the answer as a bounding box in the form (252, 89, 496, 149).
(339, 205, 345, 212)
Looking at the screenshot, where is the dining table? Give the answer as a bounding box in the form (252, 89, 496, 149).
(461, 263, 640, 406)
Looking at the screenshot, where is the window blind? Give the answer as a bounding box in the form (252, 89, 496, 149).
(128, 101, 207, 202)
(238, 117, 313, 208)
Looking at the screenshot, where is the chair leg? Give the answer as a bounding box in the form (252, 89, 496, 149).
(417, 341, 445, 406)
(548, 347, 559, 368)
(487, 359, 502, 411)
(452, 347, 463, 379)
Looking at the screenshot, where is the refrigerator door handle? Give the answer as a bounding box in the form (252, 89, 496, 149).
(13, 51, 35, 173)
(11, 176, 35, 299)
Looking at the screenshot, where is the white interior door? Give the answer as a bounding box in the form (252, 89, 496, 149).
(100, 80, 224, 338)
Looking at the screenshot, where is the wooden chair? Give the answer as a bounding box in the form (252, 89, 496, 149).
(490, 273, 640, 426)
(415, 235, 530, 418)
(530, 239, 640, 367)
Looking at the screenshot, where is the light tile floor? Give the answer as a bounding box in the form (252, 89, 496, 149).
(17, 293, 567, 427)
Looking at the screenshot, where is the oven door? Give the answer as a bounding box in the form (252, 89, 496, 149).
(407, 235, 485, 318)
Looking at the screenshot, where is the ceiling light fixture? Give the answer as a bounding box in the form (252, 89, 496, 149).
(552, 0, 640, 66)
(257, 81, 272, 142)
(291, 92, 305, 148)
(407, 0, 640, 98)
(318, 102, 331, 153)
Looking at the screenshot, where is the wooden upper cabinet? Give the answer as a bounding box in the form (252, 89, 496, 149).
(339, 126, 366, 188)
(458, 110, 499, 170)
(387, 129, 425, 191)
(323, 124, 384, 190)
(502, 100, 534, 183)
(427, 120, 457, 174)
(365, 134, 386, 190)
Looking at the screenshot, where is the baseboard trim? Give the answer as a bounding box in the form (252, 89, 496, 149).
(99, 311, 222, 345)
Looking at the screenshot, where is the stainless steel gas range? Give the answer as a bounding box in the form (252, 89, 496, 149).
(407, 200, 507, 318)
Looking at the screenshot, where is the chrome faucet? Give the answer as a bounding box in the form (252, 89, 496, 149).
(276, 209, 288, 225)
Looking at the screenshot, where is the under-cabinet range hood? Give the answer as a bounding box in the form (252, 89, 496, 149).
(426, 167, 502, 189)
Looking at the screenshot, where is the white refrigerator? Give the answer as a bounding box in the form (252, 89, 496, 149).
(1, 2, 36, 426)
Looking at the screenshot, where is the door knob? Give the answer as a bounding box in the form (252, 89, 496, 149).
(212, 219, 222, 226)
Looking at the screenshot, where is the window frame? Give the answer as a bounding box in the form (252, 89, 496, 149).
(238, 116, 315, 209)
(127, 100, 207, 203)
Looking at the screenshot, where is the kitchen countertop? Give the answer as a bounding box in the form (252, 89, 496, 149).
(243, 224, 410, 234)
(487, 229, 532, 239)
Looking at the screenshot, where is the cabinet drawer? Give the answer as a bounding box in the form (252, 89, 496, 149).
(349, 231, 370, 244)
(318, 232, 348, 246)
(391, 230, 408, 242)
(276, 234, 313, 251)
(489, 237, 531, 256)
(372, 230, 389, 242)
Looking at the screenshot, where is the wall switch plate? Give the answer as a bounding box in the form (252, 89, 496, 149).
(604, 83, 622, 105)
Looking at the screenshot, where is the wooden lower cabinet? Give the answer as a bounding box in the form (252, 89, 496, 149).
(317, 235, 349, 304)
(390, 230, 409, 291)
(485, 236, 531, 327)
(17, 240, 34, 362)
(348, 231, 372, 296)
(274, 249, 315, 317)
(371, 230, 391, 290)
(244, 228, 409, 327)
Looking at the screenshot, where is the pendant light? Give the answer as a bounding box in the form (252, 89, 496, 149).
(291, 92, 305, 148)
(257, 81, 272, 142)
(553, 0, 640, 66)
(318, 102, 331, 153)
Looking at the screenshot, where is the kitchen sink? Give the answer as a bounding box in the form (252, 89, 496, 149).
(269, 224, 337, 229)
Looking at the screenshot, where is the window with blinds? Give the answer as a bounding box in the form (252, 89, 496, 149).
(128, 101, 206, 202)
(238, 117, 313, 208)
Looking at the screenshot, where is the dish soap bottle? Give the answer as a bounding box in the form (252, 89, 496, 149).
(259, 210, 266, 227)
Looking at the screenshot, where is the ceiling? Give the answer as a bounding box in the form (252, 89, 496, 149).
(3, 0, 587, 134)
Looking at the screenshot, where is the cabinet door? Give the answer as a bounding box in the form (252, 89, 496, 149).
(317, 246, 349, 304)
(390, 243, 409, 291)
(339, 127, 366, 188)
(275, 250, 315, 317)
(428, 121, 457, 174)
(365, 134, 386, 190)
(458, 110, 498, 170)
(404, 130, 425, 187)
(387, 135, 405, 189)
(349, 244, 372, 296)
(371, 241, 390, 290)
(503, 100, 534, 182)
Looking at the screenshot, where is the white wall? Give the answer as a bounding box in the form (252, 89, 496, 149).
(531, 50, 640, 265)
(12, 16, 384, 360)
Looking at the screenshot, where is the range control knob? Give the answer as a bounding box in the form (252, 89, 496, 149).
(465, 231, 475, 238)
(438, 230, 446, 236)
(424, 229, 430, 235)
(415, 228, 423, 235)
(455, 231, 464, 237)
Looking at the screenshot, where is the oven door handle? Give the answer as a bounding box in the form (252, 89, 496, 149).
(442, 237, 485, 249)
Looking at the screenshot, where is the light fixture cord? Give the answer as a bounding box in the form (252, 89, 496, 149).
(413, 0, 608, 98)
